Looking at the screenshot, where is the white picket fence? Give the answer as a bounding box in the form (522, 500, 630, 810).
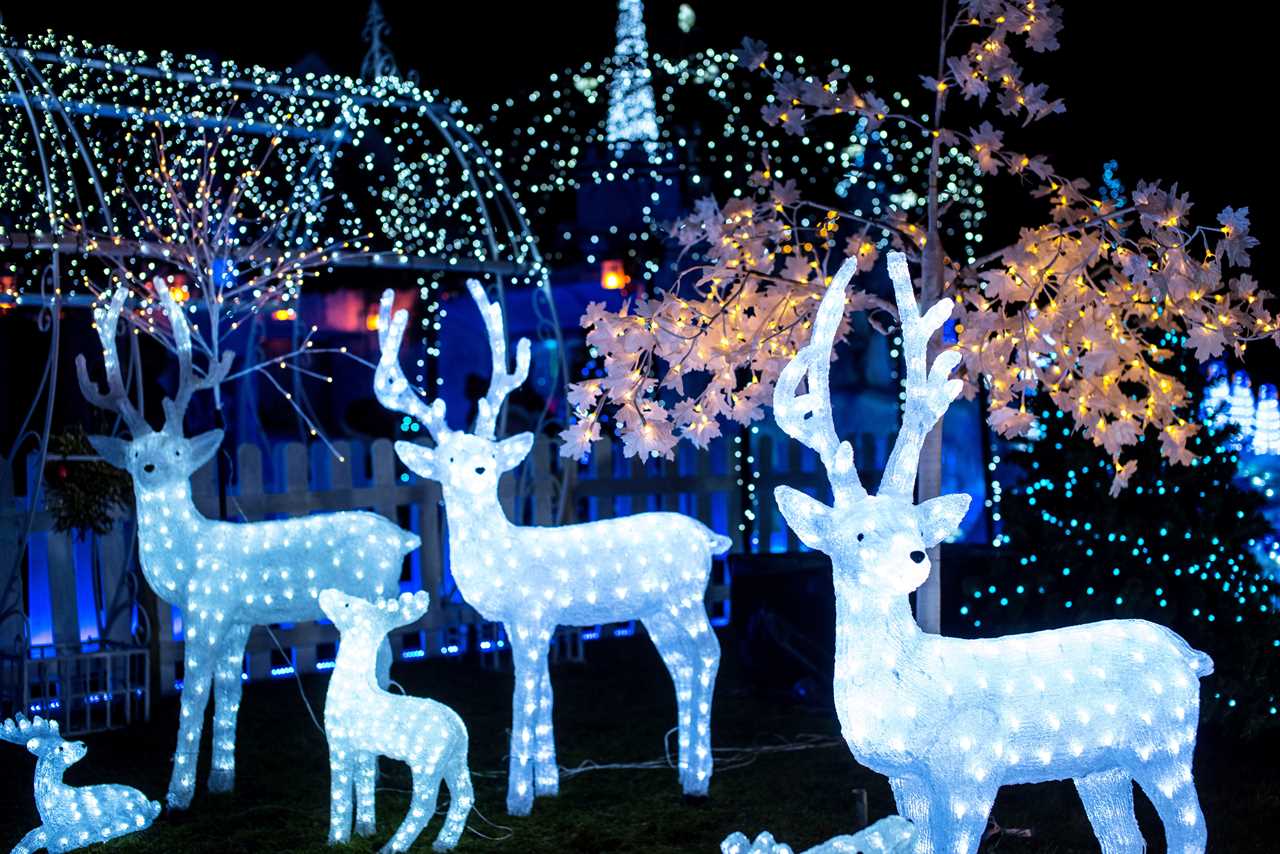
(0, 429, 881, 733)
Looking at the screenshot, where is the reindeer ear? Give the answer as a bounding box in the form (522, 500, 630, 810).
(87, 435, 129, 469)
(774, 486, 832, 550)
(187, 430, 224, 469)
(916, 493, 971, 547)
(395, 440, 438, 478)
(496, 432, 534, 471)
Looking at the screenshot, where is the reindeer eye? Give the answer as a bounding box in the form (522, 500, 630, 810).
(856, 533, 865, 542)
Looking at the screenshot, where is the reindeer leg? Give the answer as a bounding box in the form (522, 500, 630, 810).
(890, 775, 937, 854)
(1075, 768, 1143, 854)
(1133, 759, 1206, 854)
(12, 825, 47, 854)
(355, 751, 379, 837)
(532, 625, 559, 798)
(644, 613, 696, 794)
(380, 763, 441, 854)
(168, 621, 218, 809)
(932, 781, 995, 854)
(505, 623, 541, 816)
(433, 741, 473, 851)
(328, 742, 356, 845)
(686, 596, 720, 797)
(208, 623, 250, 793)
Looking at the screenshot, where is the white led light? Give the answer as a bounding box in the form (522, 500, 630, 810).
(772, 252, 1211, 854)
(78, 287, 420, 810)
(375, 280, 728, 815)
(722, 816, 915, 854)
(319, 590, 472, 851)
(2, 715, 160, 853)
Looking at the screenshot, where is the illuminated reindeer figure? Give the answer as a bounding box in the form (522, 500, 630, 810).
(771, 252, 1211, 854)
(319, 589, 473, 853)
(78, 286, 420, 809)
(375, 280, 729, 815)
(2, 714, 160, 853)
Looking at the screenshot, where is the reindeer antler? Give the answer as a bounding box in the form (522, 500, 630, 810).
(773, 257, 866, 503)
(374, 289, 449, 442)
(76, 287, 151, 436)
(1, 714, 60, 748)
(156, 285, 235, 435)
(466, 279, 531, 439)
(878, 252, 963, 499)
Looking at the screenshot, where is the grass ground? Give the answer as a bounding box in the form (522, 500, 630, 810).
(1, 633, 1275, 853)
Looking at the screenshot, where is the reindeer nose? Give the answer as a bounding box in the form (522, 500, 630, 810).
(143, 463, 156, 473)
(474, 466, 486, 475)
(909, 550, 926, 564)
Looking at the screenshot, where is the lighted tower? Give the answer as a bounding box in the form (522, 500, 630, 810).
(1229, 370, 1256, 448)
(606, 0, 660, 155)
(1254, 384, 1280, 456)
(1202, 359, 1230, 429)
(361, 0, 402, 81)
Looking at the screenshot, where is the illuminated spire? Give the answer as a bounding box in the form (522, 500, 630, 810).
(606, 0, 659, 154)
(361, 0, 401, 81)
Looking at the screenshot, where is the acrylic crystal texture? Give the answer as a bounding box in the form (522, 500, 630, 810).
(722, 816, 916, 854)
(77, 286, 420, 809)
(2, 715, 160, 853)
(771, 252, 1212, 854)
(319, 590, 473, 853)
(375, 279, 728, 815)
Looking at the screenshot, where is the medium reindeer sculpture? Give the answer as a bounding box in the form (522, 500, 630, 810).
(375, 279, 729, 815)
(771, 252, 1212, 854)
(318, 588, 473, 853)
(78, 286, 420, 809)
(2, 714, 160, 853)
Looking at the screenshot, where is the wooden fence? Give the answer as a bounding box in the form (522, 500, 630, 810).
(0, 429, 875, 733)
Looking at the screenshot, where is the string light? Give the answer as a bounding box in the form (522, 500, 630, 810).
(2, 715, 160, 853)
(772, 252, 1211, 854)
(319, 590, 473, 852)
(78, 287, 419, 809)
(374, 280, 728, 815)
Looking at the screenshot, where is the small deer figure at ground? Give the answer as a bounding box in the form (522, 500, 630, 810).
(374, 280, 729, 815)
(318, 589, 472, 853)
(771, 252, 1212, 854)
(2, 714, 160, 853)
(78, 286, 420, 809)
(722, 816, 916, 854)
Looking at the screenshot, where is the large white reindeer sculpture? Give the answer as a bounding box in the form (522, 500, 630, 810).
(78, 286, 420, 809)
(771, 252, 1212, 854)
(319, 589, 473, 853)
(375, 280, 729, 815)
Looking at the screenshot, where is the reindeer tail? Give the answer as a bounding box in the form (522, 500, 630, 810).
(704, 530, 733, 555)
(1165, 627, 1214, 677)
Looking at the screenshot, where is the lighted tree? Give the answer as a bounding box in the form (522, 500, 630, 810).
(74, 125, 367, 453)
(564, 0, 1273, 629)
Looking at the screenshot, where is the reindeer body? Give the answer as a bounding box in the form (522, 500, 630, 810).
(375, 280, 727, 815)
(78, 286, 420, 809)
(772, 253, 1210, 854)
(320, 590, 472, 853)
(3, 715, 160, 854)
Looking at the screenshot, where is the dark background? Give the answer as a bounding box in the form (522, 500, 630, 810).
(4, 0, 1271, 365)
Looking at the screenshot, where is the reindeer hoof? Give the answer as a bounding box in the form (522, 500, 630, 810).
(207, 768, 234, 793)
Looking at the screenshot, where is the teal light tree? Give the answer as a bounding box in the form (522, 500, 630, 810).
(605, 0, 659, 154)
(963, 370, 1279, 730)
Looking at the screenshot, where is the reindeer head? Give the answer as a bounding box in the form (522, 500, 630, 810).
(77, 286, 233, 490)
(374, 280, 533, 495)
(773, 252, 970, 595)
(1, 714, 85, 767)
(319, 589, 430, 637)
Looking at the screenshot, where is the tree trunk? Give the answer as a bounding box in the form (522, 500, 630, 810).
(914, 238, 947, 633)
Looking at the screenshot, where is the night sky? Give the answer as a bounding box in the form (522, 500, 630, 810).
(4, 0, 1272, 367)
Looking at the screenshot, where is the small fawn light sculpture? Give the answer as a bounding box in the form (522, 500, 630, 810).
(319, 589, 473, 853)
(771, 252, 1212, 854)
(2, 715, 160, 853)
(374, 280, 729, 815)
(722, 816, 916, 854)
(78, 286, 420, 808)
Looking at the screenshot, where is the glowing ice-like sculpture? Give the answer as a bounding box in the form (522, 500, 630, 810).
(78, 287, 420, 809)
(722, 817, 916, 854)
(318, 589, 473, 852)
(2, 715, 160, 853)
(771, 252, 1212, 854)
(374, 280, 728, 815)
